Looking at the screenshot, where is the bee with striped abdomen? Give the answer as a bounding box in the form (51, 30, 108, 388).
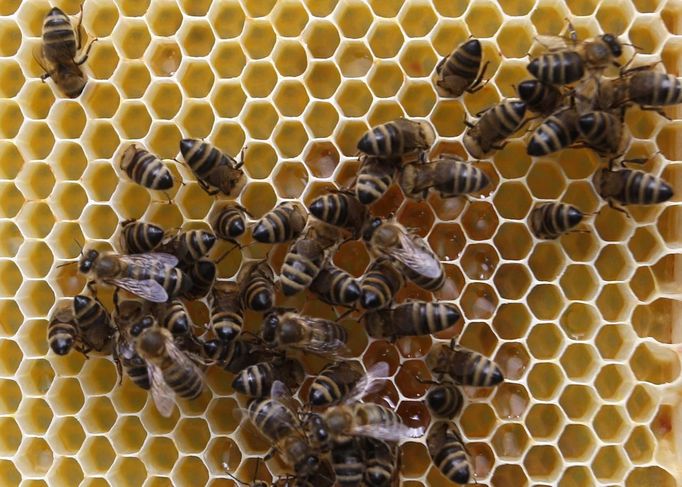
(593, 168, 674, 206)
(156, 298, 191, 337)
(309, 191, 368, 236)
(399, 154, 490, 200)
(47, 303, 79, 356)
(363, 301, 461, 339)
(119, 144, 175, 190)
(529, 203, 585, 240)
(623, 69, 682, 109)
(577, 110, 631, 158)
(239, 260, 276, 312)
(232, 357, 305, 398)
(420, 378, 464, 418)
(517, 79, 564, 115)
(112, 297, 151, 389)
(78, 249, 190, 303)
(202, 337, 271, 374)
(526, 107, 580, 156)
(37, 6, 96, 98)
(179, 139, 245, 197)
(357, 119, 436, 159)
(355, 156, 400, 205)
(182, 259, 216, 300)
(73, 294, 115, 353)
(135, 323, 205, 417)
(310, 263, 361, 307)
(360, 258, 404, 310)
(436, 38, 489, 97)
(363, 218, 444, 291)
(427, 421, 471, 485)
(463, 100, 527, 159)
(363, 437, 398, 487)
(307, 361, 364, 406)
(261, 309, 349, 357)
(211, 203, 249, 242)
(120, 220, 165, 255)
(331, 437, 365, 487)
(159, 229, 217, 264)
(210, 281, 244, 343)
(252, 201, 308, 243)
(427, 341, 504, 387)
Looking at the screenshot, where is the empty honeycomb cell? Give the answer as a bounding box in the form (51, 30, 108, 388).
(559, 264, 599, 301)
(460, 283, 499, 320)
(178, 101, 215, 138)
(48, 377, 84, 416)
(561, 302, 600, 340)
(17, 397, 53, 436)
(109, 417, 147, 455)
(559, 466, 598, 487)
(88, 41, 121, 81)
(210, 41, 246, 78)
(459, 322, 497, 357)
(176, 60, 215, 99)
(241, 61, 278, 98)
(82, 120, 120, 159)
(113, 19, 152, 60)
(0, 100, 23, 138)
(81, 84, 121, 119)
(80, 397, 118, 435)
(274, 121, 309, 157)
(0, 141, 23, 180)
(400, 441, 430, 478)
(592, 445, 629, 482)
(492, 303, 531, 341)
(141, 437, 178, 475)
(399, 1, 437, 37)
(530, 0, 568, 35)
(19, 162, 55, 201)
(173, 418, 211, 454)
(240, 102, 277, 139)
(596, 283, 632, 322)
(558, 424, 598, 462)
(491, 464, 529, 487)
(630, 226, 665, 263)
(526, 403, 565, 441)
(493, 182, 533, 220)
(595, 0, 636, 34)
(459, 403, 497, 438)
(49, 222, 86, 261)
(0, 221, 22, 259)
(0, 339, 21, 377)
(20, 81, 53, 119)
(497, 22, 534, 58)
(17, 121, 55, 161)
(398, 200, 436, 237)
(0, 182, 25, 219)
(0, 59, 24, 98)
(639, 296, 678, 340)
(15, 437, 53, 477)
(367, 63, 405, 99)
(630, 342, 680, 384)
(493, 222, 533, 260)
(527, 323, 565, 359)
(595, 324, 634, 360)
(78, 436, 116, 476)
(561, 343, 600, 381)
(108, 458, 147, 487)
(270, 0, 308, 37)
(491, 423, 531, 459)
(398, 81, 437, 117)
(595, 364, 633, 403)
(367, 100, 406, 128)
(399, 41, 439, 78)
(527, 362, 564, 400)
(16, 241, 52, 279)
(524, 445, 563, 482)
(273, 81, 309, 117)
(173, 456, 209, 487)
(629, 17, 667, 55)
(0, 378, 21, 414)
(0, 417, 22, 457)
(368, 21, 404, 59)
(527, 284, 564, 320)
(624, 425, 656, 464)
(0, 260, 23, 297)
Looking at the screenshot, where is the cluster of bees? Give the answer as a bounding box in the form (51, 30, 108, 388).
(37, 4, 681, 487)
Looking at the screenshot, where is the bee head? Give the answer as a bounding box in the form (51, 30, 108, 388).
(130, 315, 155, 337)
(601, 34, 622, 57)
(362, 217, 383, 241)
(261, 312, 280, 344)
(78, 249, 99, 274)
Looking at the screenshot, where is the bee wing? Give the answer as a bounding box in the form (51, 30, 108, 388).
(344, 361, 390, 404)
(110, 278, 169, 303)
(350, 422, 422, 442)
(120, 252, 179, 268)
(147, 363, 176, 417)
(299, 339, 352, 359)
(270, 380, 301, 414)
(165, 339, 205, 376)
(391, 232, 442, 279)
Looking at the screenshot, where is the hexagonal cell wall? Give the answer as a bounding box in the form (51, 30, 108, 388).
(1, 0, 681, 486)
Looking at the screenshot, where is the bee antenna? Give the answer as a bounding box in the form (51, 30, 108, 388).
(73, 239, 84, 256)
(56, 261, 77, 269)
(221, 464, 246, 486)
(215, 242, 242, 264)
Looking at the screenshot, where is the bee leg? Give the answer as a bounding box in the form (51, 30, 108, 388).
(607, 199, 631, 219)
(197, 178, 220, 196)
(235, 146, 247, 169)
(467, 61, 491, 94)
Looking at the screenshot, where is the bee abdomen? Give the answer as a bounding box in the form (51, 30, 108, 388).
(47, 319, 77, 356)
(527, 107, 579, 156)
(426, 384, 464, 418)
(622, 170, 674, 205)
(630, 72, 682, 106)
(121, 221, 164, 254)
(310, 265, 361, 306)
(73, 295, 107, 330)
(528, 51, 585, 85)
(42, 8, 76, 59)
(180, 139, 226, 179)
(280, 241, 324, 296)
(517, 79, 563, 114)
(452, 348, 504, 387)
(183, 260, 215, 299)
(156, 266, 192, 300)
(242, 275, 275, 312)
(252, 202, 307, 243)
(402, 264, 445, 291)
(360, 260, 403, 310)
(125, 150, 173, 190)
(332, 439, 365, 487)
(212, 205, 247, 240)
(308, 363, 362, 406)
(164, 364, 203, 399)
(410, 302, 461, 335)
(358, 122, 403, 157)
(434, 160, 490, 197)
(434, 442, 470, 484)
(529, 203, 584, 239)
(121, 353, 150, 390)
(443, 39, 482, 80)
(160, 299, 190, 336)
(212, 309, 243, 342)
(356, 157, 399, 205)
(232, 362, 275, 397)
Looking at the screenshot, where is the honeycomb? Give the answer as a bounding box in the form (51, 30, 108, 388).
(1, 0, 682, 485)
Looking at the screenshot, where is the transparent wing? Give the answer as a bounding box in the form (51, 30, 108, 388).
(110, 278, 168, 303)
(350, 422, 422, 442)
(120, 252, 179, 268)
(147, 363, 176, 417)
(298, 339, 352, 358)
(164, 338, 204, 378)
(390, 232, 442, 279)
(344, 361, 390, 404)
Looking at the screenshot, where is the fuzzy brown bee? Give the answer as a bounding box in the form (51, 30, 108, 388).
(73, 294, 115, 353)
(463, 100, 527, 159)
(427, 421, 471, 485)
(211, 203, 248, 242)
(423, 380, 464, 418)
(593, 168, 674, 206)
(363, 437, 398, 487)
(37, 6, 96, 98)
(307, 361, 364, 406)
(210, 281, 244, 343)
(529, 203, 585, 240)
(399, 154, 490, 200)
(252, 201, 308, 243)
(239, 260, 276, 312)
(577, 110, 631, 157)
(527, 107, 580, 156)
(120, 220, 165, 255)
(309, 263, 361, 307)
(364, 301, 461, 339)
(202, 337, 271, 375)
(357, 119, 436, 158)
(359, 258, 404, 310)
(517, 79, 564, 115)
(624, 70, 682, 108)
(427, 341, 504, 387)
(159, 229, 217, 264)
(120, 144, 174, 190)
(261, 309, 349, 356)
(355, 156, 401, 205)
(436, 39, 489, 97)
(47, 303, 79, 356)
(232, 357, 305, 398)
(309, 191, 368, 236)
(179, 139, 245, 196)
(182, 259, 216, 300)
(156, 299, 192, 336)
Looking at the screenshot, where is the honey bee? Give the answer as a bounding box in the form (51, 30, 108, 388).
(355, 156, 400, 205)
(310, 263, 361, 307)
(202, 337, 271, 374)
(211, 203, 249, 242)
(261, 309, 349, 356)
(364, 301, 461, 339)
(119, 144, 174, 190)
(330, 437, 365, 487)
(78, 249, 190, 303)
(427, 341, 504, 387)
(463, 100, 527, 159)
(37, 6, 96, 98)
(517, 79, 564, 115)
(156, 298, 192, 336)
(73, 294, 115, 353)
(120, 220, 165, 255)
(179, 139, 245, 197)
(574, 75, 622, 114)
(529, 203, 585, 240)
(593, 168, 674, 206)
(158, 229, 217, 264)
(363, 437, 398, 487)
(232, 357, 305, 398)
(135, 322, 205, 417)
(528, 32, 623, 85)
(360, 258, 404, 310)
(223, 459, 269, 487)
(577, 110, 631, 158)
(622, 69, 682, 108)
(248, 382, 321, 477)
(273, 460, 336, 487)
(116, 334, 151, 390)
(363, 218, 444, 292)
(427, 421, 471, 485)
(182, 259, 216, 300)
(252, 201, 308, 243)
(357, 119, 436, 159)
(308, 361, 364, 407)
(112, 298, 152, 389)
(239, 260, 276, 312)
(47, 303, 79, 356)
(526, 107, 580, 156)
(421, 379, 464, 418)
(399, 154, 490, 200)
(436, 39, 489, 97)
(309, 191, 368, 236)
(210, 281, 244, 342)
